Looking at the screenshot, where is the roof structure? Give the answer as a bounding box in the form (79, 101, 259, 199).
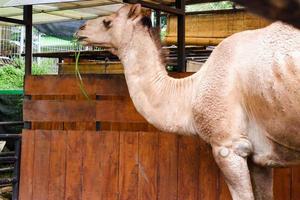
(0, 0, 125, 25)
(0, 0, 223, 72)
(0, 0, 226, 25)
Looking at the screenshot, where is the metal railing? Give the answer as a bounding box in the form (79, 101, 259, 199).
(0, 121, 23, 200)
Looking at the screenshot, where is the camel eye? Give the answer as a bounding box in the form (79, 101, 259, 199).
(103, 19, 112, 29)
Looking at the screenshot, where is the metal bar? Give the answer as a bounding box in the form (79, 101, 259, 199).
(124, 0, 185, 15)
(12, 139, 21, 200)
(0, 178, 16, 185)
(24, 5, 33, 76)
(185, 0, 225, 5)
(167, 0, 223, 6)
(0, 16, 26, 25)
(0, 134, 21, 139)
(0, 152, 16, 157)
(176, 0, 186, 72)
(0, 167, 14, 173)
(0, 157, 17, 163)
(2, 1, 120, 18)
(0, 121, 24, 126)
(155, 10, 161, 31)
(186, 8, 244, 15)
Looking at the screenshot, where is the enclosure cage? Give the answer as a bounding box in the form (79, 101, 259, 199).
(0, 0, 299, 200)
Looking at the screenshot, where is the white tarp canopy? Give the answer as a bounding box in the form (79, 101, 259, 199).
(0, 0, 85, 7)
(0, 0, 124, 24)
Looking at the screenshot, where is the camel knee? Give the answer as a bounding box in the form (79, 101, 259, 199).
(215, 138, 253, 159)
(233, 138, 253, 158)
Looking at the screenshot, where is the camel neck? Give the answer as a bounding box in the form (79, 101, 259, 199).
(118, 28, 199, 134)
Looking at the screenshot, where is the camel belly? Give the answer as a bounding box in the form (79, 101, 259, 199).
(243, 86, 300, 151)
(239, 51, 300, 151)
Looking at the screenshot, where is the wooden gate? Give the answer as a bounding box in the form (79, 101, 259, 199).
(20, 75, 300, 200)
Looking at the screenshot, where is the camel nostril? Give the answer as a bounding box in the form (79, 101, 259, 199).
(79, 24, 86, 30)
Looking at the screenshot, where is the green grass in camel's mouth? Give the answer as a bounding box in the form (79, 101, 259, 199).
(73, 40, 90, 101)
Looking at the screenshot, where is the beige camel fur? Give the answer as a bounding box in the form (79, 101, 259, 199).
(76, 4, 300, 200)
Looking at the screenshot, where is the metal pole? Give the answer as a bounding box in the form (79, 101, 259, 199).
(12, 138, 21, 200)
(155, 10, 161, 31)
(24, 5, 32, 76)
(176, 0, 186, 72)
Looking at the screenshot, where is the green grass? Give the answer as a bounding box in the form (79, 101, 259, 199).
(73, 40, 90, 100)
(186, 1, 234, 12)
(0, 58, 55, 90)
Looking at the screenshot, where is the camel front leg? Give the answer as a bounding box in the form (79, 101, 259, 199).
(212, 139, 254, 200)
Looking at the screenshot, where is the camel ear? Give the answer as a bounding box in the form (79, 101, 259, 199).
(128, 4, 141, 20)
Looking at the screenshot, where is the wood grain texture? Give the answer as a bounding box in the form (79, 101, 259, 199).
(138, 132, 159, 200)
(218, 172, 232, 200)
(96, 100, 146, 123)
(198, 140, 219, 200)
(65, 131, 84, 200)
(32, 131, 51, 200)
(83, 131, 120, 200)
(25, 75, 128, 96)
(48, 131, 67, 200)
(119, 132, 139, 200)
(19, 130, 35, 200)
(291, 166, 300, 200)
(274, 168, 292, 200)
(178, 135, 201, 200)
(82, 131, 101, 200)
(157, 133, 178, 200)
(23, 100, 96, 122)
(24, 100, 145, 123)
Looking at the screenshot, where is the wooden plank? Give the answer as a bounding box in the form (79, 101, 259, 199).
(274, 168, 292, 200)
(96, 100, 146, 123)
(24, 100, 145, 122)
(157, 133, 178, 200)
(218, 172, 232, 200)
(32, 131, 51, 200)
(25, 75, 96, 95)
(119, 132, 139, 200)
(76, 94, 97, 130)
(65, 131, 84, 200)
(25, 75, 128, 96)
(48, 131, 67, 200)
(138, 132, 158, 200)
(23, 100, 96, 122)
(178, 135, 201, 200)
(198, 140, 219, 200)
(31, 95, 64, 130)
(82, 131, 101, 199)
(83, 131, 119, 200)
(19, 130, 35, 200)
(291, 166, 300, 200)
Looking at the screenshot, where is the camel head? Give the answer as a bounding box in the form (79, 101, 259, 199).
(75, 4, 148, 52)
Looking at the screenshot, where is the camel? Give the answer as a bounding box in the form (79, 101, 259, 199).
(76, 4, 300, 200)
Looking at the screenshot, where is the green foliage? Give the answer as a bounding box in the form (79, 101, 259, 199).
(0, 65, 23, 89)
(0, 58, 56, 90)
(186, 1, 234, 12)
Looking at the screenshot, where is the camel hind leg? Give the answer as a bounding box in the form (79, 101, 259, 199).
(248, 161, 274, 200)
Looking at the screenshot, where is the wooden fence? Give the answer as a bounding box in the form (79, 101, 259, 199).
(20, 75, 300, 200)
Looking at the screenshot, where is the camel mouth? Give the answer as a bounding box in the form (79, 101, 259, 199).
(76, 36, 88, 42)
